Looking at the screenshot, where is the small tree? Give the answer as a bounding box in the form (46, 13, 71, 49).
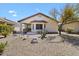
(40, 29, 47, 39)
(50, 4, 79, 35)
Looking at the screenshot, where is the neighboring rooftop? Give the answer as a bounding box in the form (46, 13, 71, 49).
(0, 17, 16, 25)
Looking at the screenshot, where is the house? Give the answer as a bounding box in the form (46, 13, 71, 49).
(13, 22, 21, 33)
(0, 17, 18, 32)
(62, 21, 79, 33)
(18, 13, 58, 33)
(0, 17, 15, 25)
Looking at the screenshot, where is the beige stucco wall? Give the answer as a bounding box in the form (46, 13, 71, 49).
(13, 23, 21, 32)
(19, 14, 58, 32)
(62, 22, 79, 32)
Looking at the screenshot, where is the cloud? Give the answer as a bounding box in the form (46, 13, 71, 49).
(13, 14, 17, 17)
(8, 10, 17, 17)
(35, 9, 41, 12)
(9, 10, 16, 14)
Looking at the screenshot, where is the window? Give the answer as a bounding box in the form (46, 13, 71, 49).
(36, 24, 43, 30)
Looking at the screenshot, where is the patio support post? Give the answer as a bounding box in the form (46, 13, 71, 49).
(34, 24, 36, 32)
(19, 23, 23, 38)
(43, 24, 45, 30)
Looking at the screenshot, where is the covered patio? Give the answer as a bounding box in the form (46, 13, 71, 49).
(21, 20, 48, 33)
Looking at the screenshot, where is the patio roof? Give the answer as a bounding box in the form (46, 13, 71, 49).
(30, 20, 48, 23)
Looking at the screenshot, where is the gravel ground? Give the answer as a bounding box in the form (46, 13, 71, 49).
(0, 34, 79, 56)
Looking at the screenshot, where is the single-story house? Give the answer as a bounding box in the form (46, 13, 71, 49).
(62, 21, 79, 33)
(18, 13, 58, 33)
(0, 17, 18, 32)
(0, 17, 15, 25)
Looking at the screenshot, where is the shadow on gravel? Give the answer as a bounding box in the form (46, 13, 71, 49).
(61, 34, 79, 46)
(0, 37, 4, 39)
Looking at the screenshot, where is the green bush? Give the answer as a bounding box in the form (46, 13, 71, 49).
(0, 24, 13, 37)
(0, 41, 8, 55)
(1, 31, 9, 37)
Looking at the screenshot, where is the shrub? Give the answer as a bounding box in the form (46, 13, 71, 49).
(0, 24, 13, 37)
(0, 41, 8, 55)
(40, 30, 48, 39)
(1, 31, 9, 38)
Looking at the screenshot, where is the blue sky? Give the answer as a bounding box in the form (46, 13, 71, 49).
(0, 3, 65, 21)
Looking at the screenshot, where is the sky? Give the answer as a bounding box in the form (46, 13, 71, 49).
(0, 3, 66, 22)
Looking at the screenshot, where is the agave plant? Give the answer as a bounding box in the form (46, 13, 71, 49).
(0, 41, 8, 55)
(41, 30, 48, 40)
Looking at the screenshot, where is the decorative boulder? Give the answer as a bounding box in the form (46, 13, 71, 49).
(31, 38, 38, 44)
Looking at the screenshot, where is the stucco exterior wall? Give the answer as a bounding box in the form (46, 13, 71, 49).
(45, 19, 58, 32)
(13, 23, 21, 32)
(62, 22, 79, 32)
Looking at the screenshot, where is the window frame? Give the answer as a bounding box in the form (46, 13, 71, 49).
(36, 24, 43, 30)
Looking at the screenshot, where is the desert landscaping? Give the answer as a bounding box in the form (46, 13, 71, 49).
(0, 33, 79, 56)
(0, 3, 79, 56)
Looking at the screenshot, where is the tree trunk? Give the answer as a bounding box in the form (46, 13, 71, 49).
(4, 35, 7, 38)
(59, 30, 61, 35)
(58, 24, 63, 36)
